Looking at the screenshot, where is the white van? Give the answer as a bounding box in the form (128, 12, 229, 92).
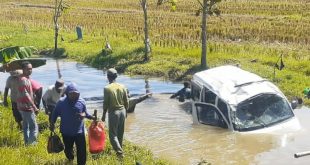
(191, 65, 300, 132)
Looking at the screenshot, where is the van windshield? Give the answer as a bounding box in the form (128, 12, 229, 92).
(234, 94, 294, 131)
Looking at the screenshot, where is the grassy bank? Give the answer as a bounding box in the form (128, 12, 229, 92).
(0, 0, 309, 164)
(0, 101, 170, 165)
(1, 24, 309, 105)
(0, 0, 309, 106)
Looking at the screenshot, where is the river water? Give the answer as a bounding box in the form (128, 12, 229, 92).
(1, 58, 310, 165)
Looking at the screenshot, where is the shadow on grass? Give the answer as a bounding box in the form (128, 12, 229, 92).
(40, 46, 205, 81)
(90, 148, 114, 160)
(175, 64, 203, 81)
(0, 121, 48, 147)
(38, 121, 49, 133)
(44, 159, 72, 165)
(86, 46, 205, 81)
(39, 48, 68, 58)
(84, 47, 146, 73)
(0, 136, 22, 147)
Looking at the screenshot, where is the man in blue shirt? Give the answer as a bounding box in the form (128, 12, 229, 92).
(50, 83, 94, 165)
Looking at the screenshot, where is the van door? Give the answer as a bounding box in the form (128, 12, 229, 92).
(191, 81, 203, 124)
(194, 102, 230, 129)
(191, 81, 202, 102)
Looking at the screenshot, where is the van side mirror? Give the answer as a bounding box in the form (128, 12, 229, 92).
(291, 97, 303, 110)
(291, 100, 298, 110)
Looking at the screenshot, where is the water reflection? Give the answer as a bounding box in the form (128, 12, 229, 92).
(255, 107, 310, 165)
(0, 58, 182, 110)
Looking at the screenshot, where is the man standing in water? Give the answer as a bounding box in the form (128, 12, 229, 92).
(170, 81, 191, 102)
(127, 89, 152, 113)
(3, 70, 23, 130)
(16, 61, 39, 145)
(101, 68, 128, 158)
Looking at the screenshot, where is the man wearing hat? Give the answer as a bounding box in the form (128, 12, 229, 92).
(101, 68, 129, 158)
(42, 79, 65, 122)
(3, 70, 23, 130)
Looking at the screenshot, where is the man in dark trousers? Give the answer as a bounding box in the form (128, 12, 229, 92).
(50, 83, 94, 165)
(3, 70, 23, 130)
(101, 68, 128, 158)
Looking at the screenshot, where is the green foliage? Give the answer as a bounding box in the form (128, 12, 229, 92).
(0, 46, 37, 64)
(195, 0, 222, 16)
(0, 0, 309, 106)
(157, 0, 177, 11)
(54, 0, 70, 18)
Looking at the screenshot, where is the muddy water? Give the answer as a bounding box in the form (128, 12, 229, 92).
(127, 95, 310, 165)
(1, 58, 310, 165)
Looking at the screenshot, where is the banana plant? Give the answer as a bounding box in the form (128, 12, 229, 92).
(0, 46, 37, 64)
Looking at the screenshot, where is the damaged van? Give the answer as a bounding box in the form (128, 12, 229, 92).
(191, 65, 300, 132)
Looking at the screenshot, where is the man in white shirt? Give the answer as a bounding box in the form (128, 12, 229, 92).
(42, 79, 65, 122)
(3, 70, 23, 130)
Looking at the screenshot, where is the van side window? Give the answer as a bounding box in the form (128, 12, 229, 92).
(195, 103, 228, 128)
(217, 99, 229, 122)
(191, 83, 201, 101)
(204, 90, 216, 105)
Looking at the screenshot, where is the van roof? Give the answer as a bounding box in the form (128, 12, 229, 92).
(192, 65, 285, 106)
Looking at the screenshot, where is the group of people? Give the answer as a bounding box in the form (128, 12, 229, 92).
(4, 61, 42, 145)
(3, 63, 154, 165)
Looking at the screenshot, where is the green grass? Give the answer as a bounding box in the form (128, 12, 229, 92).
(0, 1, 309, 164)
(0, 23, 309, 106)
(0, 102, 170, 165)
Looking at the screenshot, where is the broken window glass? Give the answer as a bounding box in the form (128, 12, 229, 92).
(234, 94, 294, 131)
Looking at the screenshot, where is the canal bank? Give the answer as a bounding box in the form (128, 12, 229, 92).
(1, 58, 310, 164)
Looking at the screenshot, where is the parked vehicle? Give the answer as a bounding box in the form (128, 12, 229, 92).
(191, 65, 300, 132)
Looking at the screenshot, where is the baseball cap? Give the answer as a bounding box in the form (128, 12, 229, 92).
(55, 79, 65, 90)
(10, 70, 22, 77)
(107, 68, 117, 76)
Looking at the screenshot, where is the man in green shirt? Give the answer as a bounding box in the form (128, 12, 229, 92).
(101, 68, 128, 158)
(127, 89, 152, 113)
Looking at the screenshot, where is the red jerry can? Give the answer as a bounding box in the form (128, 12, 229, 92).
(88, 110, 106, 154)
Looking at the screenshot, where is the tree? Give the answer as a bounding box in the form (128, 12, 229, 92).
(196, 0, 221, 69)
(140, 0, 151, 62)
(53, 0, 69, 55)
(158, 0, 220, 69)
(140, 0, 176, 62)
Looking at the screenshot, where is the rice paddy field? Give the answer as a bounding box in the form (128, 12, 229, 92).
(0, 0, 309, 106)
